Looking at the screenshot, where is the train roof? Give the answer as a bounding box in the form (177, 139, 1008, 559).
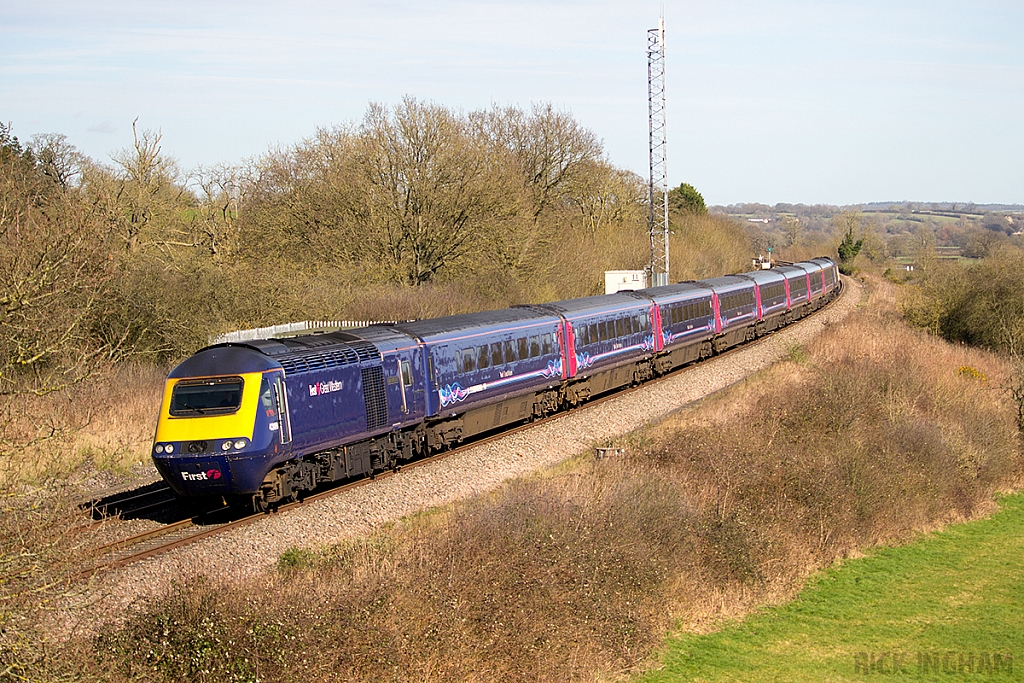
(793, 260, 824, 273)
(774, 265, 810, 279)
(698, 275, 755, 292)
(393, 307, 558, 343)
(531, 292, 653, 318)
(633, 281, 710, 296)
(169, 345, 282, 378)
(737, 269, 786, 285)
(181, 329, 398, 378)
(629, 281, 712, 305)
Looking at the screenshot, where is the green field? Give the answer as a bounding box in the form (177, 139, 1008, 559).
(638, 493, 1024, 682)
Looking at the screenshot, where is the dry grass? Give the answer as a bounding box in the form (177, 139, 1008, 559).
(1, 364, 166, 485)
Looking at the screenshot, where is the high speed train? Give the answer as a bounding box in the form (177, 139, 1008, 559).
(152, 258, 840, 510)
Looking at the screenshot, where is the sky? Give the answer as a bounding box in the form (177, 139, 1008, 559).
(2, 0, 1022, 206)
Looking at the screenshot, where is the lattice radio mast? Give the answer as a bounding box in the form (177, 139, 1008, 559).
(647, 15, 670, 287)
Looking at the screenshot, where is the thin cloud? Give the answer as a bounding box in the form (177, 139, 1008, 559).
(87, 121, 117, 134)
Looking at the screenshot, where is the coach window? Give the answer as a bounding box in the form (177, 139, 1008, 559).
(587, 323, 597, 344)
(613, 318, 622, 337)
(542, 333, 553, 355)
(504, 340, 516, 363)
(491, 342, 503, 366)
(640, 310, 649, 329)
(529, 335, 540, 357)
(461, 349, 475, 373)
(596, 321, 606, 341)
(477, 345, 489, 369)
(517, 337, 529, 360)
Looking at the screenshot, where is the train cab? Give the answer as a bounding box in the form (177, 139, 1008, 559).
(152, 345, 293, 497)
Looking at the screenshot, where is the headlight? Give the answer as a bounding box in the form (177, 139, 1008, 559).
(164, 443, 174, 454)
(154, 444, 164, 454)
(221, 440, 232, 451)
(233, 439, 247, 449)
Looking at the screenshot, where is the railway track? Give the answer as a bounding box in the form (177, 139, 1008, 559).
(79, 286, 844, 580)
(82, 482, 179, 520)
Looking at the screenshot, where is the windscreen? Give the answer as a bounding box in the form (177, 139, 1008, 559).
(170, 377, 244, 416)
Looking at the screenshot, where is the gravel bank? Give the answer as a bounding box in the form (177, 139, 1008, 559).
(69, 277, 863, 628)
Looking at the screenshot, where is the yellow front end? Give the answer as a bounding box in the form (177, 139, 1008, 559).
(154, 371, 263, 443)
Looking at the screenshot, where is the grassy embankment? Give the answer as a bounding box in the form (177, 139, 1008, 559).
(4, 275, 1022, 682)
(639, 491, 1024, 682)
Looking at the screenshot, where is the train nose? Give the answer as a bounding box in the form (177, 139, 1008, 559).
(153, 454, 234, 496)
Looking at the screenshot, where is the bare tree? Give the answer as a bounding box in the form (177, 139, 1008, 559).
(353, 98, 508, 285)
(189, 163, 243, 261)
(0, 125, 115, 463)
(108, 119, 189, 256)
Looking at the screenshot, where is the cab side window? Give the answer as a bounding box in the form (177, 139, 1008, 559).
(260, 377, 274, 415)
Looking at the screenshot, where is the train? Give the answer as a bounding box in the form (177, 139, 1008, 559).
(152, 257, 841, 510)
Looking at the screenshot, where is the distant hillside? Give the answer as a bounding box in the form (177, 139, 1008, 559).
(709, 200, 1024, 262)
(860, 201, 1024, 214)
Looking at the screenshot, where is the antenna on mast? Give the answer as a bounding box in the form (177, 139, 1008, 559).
(647, 13, 670, 287)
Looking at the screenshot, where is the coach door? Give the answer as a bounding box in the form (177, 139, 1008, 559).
(269, 371, 292, 445)
(382, 351, 424, 425)
(396, 350, 425, 421)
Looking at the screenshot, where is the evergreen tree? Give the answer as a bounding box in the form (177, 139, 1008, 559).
(667, 182, 707, 215)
